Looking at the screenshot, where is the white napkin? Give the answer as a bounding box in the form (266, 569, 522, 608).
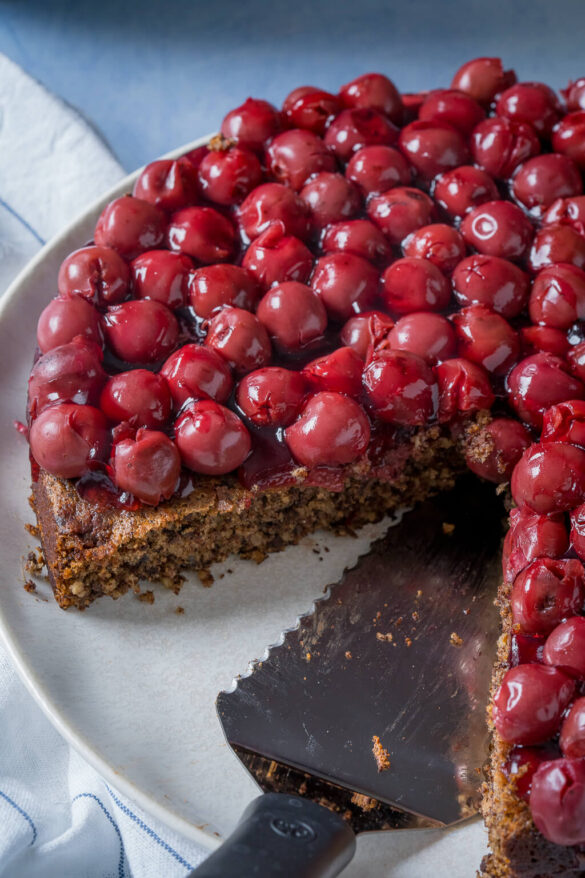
(0, 53, 208, 877)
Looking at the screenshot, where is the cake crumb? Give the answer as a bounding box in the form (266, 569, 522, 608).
(416, 589, 422, 598)
(207, 133, 234, 151)
(351, 792, 377, 811)
(249, 549, 266, 564)
(305, 652, 312, 662)
(345, 650, 352, 659)
(197, 569, 215, 587)
(25, 523, 40, 539)
(412, 610, 420, 622)
(372, 736, 391, 773)
(442, 522, 455, 535)
(175, 606, 185, 614)
(23, 579, 36, 594)
(137, 590, 155, 604)
(405, 636, 412, 647)
(376, 632, 393, 643)
(24, 549, 44, 576)
(450, 631, 464, 647)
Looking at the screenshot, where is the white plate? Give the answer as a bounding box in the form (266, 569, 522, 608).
(0, 139, 489, 876)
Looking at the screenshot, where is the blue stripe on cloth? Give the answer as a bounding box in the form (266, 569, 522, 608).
(0, 197, 46, 245)
(105, 785, 194, 871)
(73, 793, 126, 878)
(0, 788, 37, 845)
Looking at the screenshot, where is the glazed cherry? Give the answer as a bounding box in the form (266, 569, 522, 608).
(160, 344, 233, 407)
(419, 89, 485, 135)
(571, 503, 585, 561)
(388, 312, 456, 365)
(363, 350, 437, 425)
(470, 117, 541, 180)
(492, 664, 575, 745)
(188, 264, 260, 318)
(112, 429, 181, 505)
(102, 300, 178, 365)
(451, 57, 516, 105)
(511, 558, 585, 634)
(339, 72, 403, 124)
(29, 403, 109, 479)
(311, 252, 378, 319)
(564, 79, 585, 112)
(345, 146, 411, 196)
(367, 187, 434, 245)
(513, 154, 582, 214)
(57, 245, 130, 305)
(130, 250, 193, 310)
(503, 745, 559, 803)
(133, 158, 199, 212)
(241, 222, 313, 290)
(568, 342, 585, 384)
(166, 206, 235, 263)
(94, 196, 167, 260)
(460, 201, 533, 261)
(542, 400, 585, 446)
(402, 224, 466, 274)
(182, 145, 209, 172)
(544, 617, 585, 678)
(510, 633, 546, 667)
(256, 282, 327, 350)
(397, 121, 468, 180)
(99, 370, 172, 428)
(561, 698, 585, 757)
(284, 391, 370, 467)
(434, 358, 495, 422)
(238, 182, 311, 242)
(323, 108, 398, 162)
(553, 112, 585, 168)
(37, 295, 102, 354)
(433, 166, 498, 219)
(503, 506, 569, 583)
(204, 307, 271, 373)
(220, 98, 281, 152)
(529, 224, 585, 273)
(381, 257, 451, 314)
(321, 219, 391, 265)
(529, 263, 585, 329)
(464, 417, 530, 483)
(340, 311, 394, 360)
(511, 442, 585, 514)
(197, 145, 263, 205)
(496, 82, 562, 136)
(28, 338, 107, 418)
(402, 92, 429, 123)
(520, 326, 570, 358)
(302, 347, 363, 397)
(265, 129, 336, 191)
(530, 759, 585, 846)
(452, 254, 529, 318)
(175, 400, 251, 475)
(544, 196, 585, 234)
(452, 304, 519, 375)
(237, 367, 306, 427)
(281, 86, 341, 135)
(299, 172, 361, 230)
(507, 353, 585, 428)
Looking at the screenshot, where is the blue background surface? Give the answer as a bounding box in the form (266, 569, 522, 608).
(1, 0, 585, 171)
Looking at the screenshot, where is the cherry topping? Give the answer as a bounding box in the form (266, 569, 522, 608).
(470, 117, 541, 181)
(544, 617, 585, 677)
(433, 166, 499, 219)
(520, 326, 570, 359)
(398, 121, 469, 180)
(182, 145, 209, 172)
(381, 257, 451, 314)
(197, 145, 263, 205)
(504, 744, 559, 803)
(220, 98, 281, 152)
(300, 172, 361, 230)
(256, 282, 327, 350)
(419, 89, 485, 135)
(58, 245, 130, 305)
(513, 154, 582, 215)
(340, 311, 394, 360)
(266, 129, 336, 191)
(542, 399, 585, 447)
(241, 222, 313, 290)
(282, 86, 341, 135)
(339, 73, 403, 124)
(367, 187, 434, 245)
(552, 112, 585, 169)
(29, 403, 109, 479)
(568, 342, 585, 384)
(133, 158, 199, 212)
(563, 79, 585, 112)
(512, 442, 585, 514)
(94, 196, 167, 260)
(238, 182, 311, 242)
(544, 196, 585, 234)
(345, 146, 410, 196)
(503, 506, 569, 583)
(452, 254, 529, 318)
(167, 206, 235, 263)
(321, 219, 391, 265)
(507, 353, 585, 428)
(188, 264, 260, 318)
(460, 200, 534, 261)
(102, 300, 178, 365)
(452, 304, 519, 375)
(324, 109, 399, 162)
(284, 391, 370, 466)
(302, 347, 363, 397)
(464, 417, 530, 483)
(529, 263, 585, 329)
(511, 558, 585, 634)
(37, 295, 102, 354)
(450, 57, 516, 105)
(237, 367, 307, 427)
(100, 369, 172, 428)
(560, 698, 585, 757)
(131, 250, 193, 310)
(493, 663, 575, 745)
(402, 224, 466, 274)
(510, 632, 546, 667)
(363, 350, 437, 425)
(311, 252, 378, 319)
(112, 429, 181, 505)
(529, 224, 585, 273)
(571, 503, 585, 561)
(434, 358, 495, 422)
(496, 82, 562, 136)
(389, 312, 456, 365)
(175, 400, 251, 475)
(28, 338, 107, 418)
(204, 306, 271, 373)
(161, 344, 233, 407)
(530, 759, 585, 846)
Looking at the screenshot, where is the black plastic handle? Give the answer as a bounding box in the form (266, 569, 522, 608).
(188, 793, 356, 877)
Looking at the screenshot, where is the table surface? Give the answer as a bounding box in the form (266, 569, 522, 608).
(1, 0, 585, 172)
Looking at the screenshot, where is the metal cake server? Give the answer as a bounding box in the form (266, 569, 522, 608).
(189, 476, 504, 877)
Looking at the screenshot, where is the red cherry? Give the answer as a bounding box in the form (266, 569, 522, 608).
(433, 166, 498, 219)
(284, 391, 370, 466)
(544, 617, 585, 678)
(509, 632, 546, 666)
(345, 146, 410, 196)
(398, 121, 468, 180)
(460, 200, 534, 261)
(100, 370, 172, 427)
(419, 89, 485, 135)
(28, 338, 107, 418)
(542, 399, 585, 447)
(188, 264, 260, 318)
(452, 304, 519, 375)
(511, 442, 585, 514)
(520, 326, 570, 359)
(299, 172, 361, 230)
(493, 664, 575, 745)
(265, 129, 336, 191)
(175, 400, 251, 475)
(256, 282, 327, 350)
(182, 145, 209, 172)
(513, 154, 582, 215)
(507, 353, 585, 428)
(112, 429, 180, 505)
(451, 57, 516, 105)
(324, 108, 398, 162)
(241, 222, 313, 290)
(389, 312, 456, 365)
(544, 196, 585, 235)
(381, 257, 451, 314)
(529, 224, 585, 273)
(94, 196, 167, 260)
(496, 82, 562, 136)
(401, 93, 429, 123)
(452, 254, 529, 318)
(340, 311, 394, 361)
(470, 117, 541, 180)
(130, 250, 193, 310)
(568, 342, 585, 383)
(311, 252, 378, 320)
(434, 358, 495, 422)
(503, 745, 559, 803)
(402, 223, 466, 274)
(571, 503, 585, 561)
(302, 347, 363, 397)
(282, 86, 341, 135)
(367, 187, 434, 245)
(103, 300, 178, 365)
(363, 350, 437, 425)
(37, 295, 102, 353)
(563, 79, 585, 112)
(237, 367, 306, 427)
(553, 112, 585, 169)
(511, 558, 585, 634)
(529, 263, 585, 329)
(133, 158, 199, 212)
(530, 759, 585, 846)
(29, 403, 109, 479)
(339, 73, 403, 124)
(166, 206, 235, 263)
(503, 506, 569, 583)
(321, 219, 391, 266)
(197, 145, 263, 206)
(204, 307, 271, 373)
(238, 182, 310, 242)
(561, 698, 585, 757)
(161, 344, 233, 407)
(465, 417, 530, 483)
(220, 98, 281, 152)
(58, 245, 130, 305)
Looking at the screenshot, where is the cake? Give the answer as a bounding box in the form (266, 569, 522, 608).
(23, 56, 585, 874)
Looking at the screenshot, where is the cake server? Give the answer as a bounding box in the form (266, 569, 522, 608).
(189, 476, 504, 877)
